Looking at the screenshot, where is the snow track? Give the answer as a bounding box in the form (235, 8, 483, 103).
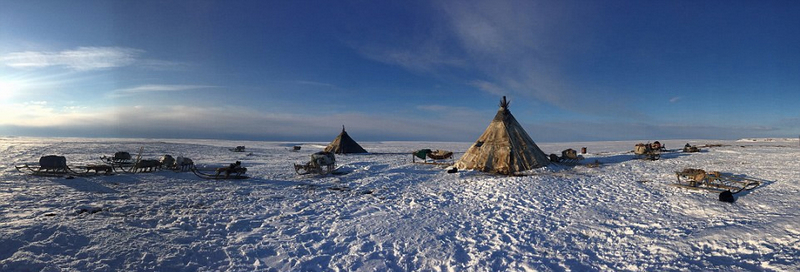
(1, 137, 798, 271)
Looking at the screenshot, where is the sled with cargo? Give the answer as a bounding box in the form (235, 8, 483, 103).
(101, 148, 165, 173)
(549, 148, 584, 165)
(101, 150, 138, 172)
(16, 155, 113, 177)
(634, 142, 664, 160)
(101, 151, 135, 165)
(673, 168, 760, 193)
(683, 143, 701, 153)
(411, 149, 454, 165)
(294, 151, 337, 175)
(192, 161, 249, 180)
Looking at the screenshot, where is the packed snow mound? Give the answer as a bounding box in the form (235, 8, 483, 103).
(1, 137, 799, 271)
(737, 137, 799, 143)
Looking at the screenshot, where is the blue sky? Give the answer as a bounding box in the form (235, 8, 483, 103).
(1, 0, 799, 142)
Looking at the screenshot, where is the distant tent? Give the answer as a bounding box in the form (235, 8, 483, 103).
(454, 96, 550, 175)
(324, 126, 368, 154)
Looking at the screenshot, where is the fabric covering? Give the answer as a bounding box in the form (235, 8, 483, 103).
(413, 149, 433, 160)
(324, 126, 368, 154)
(454, 96, 550, 175)
(39, 155, 67, 169)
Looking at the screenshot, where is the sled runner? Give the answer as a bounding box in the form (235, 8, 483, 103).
(412, 149, 454, 165)
(673, 168, 760, 193)
(295, 151, 336, 175)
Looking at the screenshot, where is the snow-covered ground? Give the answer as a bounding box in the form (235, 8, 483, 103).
(1, 137, 799, 271)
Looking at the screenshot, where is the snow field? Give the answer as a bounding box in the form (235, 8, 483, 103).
(1, 137, 799, 271)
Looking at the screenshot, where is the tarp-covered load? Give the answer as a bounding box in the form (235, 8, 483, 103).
(324, 126, 367, 154)
(454, 96, 550, 175)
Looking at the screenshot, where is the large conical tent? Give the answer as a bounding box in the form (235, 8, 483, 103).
(324, 126, 368, 154)
(454, 96, 550, 175)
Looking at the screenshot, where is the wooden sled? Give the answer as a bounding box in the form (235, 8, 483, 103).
(295, 151, 336, 175)
(102, 148, 164, 173)
(16, 155, 113, 177)
(114, 160, 163, 173)
(101, 151, 135, 165)
(192, 163, 249, 180)
(411, 149, 454, 165)
(673, 168, 760, 193)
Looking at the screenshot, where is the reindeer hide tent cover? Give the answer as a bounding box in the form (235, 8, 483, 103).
(324, 126, 368, 154)
(454, 96, 550, 175)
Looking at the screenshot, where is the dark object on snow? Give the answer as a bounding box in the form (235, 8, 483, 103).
(719, 190, 735, 203)
(447, 168, 458, 174)
(230, 146, 246, 152)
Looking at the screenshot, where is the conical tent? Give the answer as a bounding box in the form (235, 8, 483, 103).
(454, 96, 550, 175)
(324, 126, 368, 154)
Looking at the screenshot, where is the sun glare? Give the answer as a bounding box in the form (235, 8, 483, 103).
(0, 80, 22, 102)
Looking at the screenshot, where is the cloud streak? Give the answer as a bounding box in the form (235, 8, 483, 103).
(1, 47, 182, 71)
(108, 85, 215, 98)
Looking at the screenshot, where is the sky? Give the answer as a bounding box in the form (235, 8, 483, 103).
(1, 0, 799, 142)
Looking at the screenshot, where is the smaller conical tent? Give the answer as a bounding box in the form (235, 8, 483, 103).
(324, 126, 368, 154)
(454, 96, 550, 175)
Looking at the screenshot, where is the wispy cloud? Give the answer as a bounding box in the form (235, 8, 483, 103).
(469, 80, 507, 96)
(295, 80, 336, 88)
(669, 96, 682, 103)
(356, 44, 465, 73)
(108, 84, 215, 98)
(1, 47, 182, 71)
